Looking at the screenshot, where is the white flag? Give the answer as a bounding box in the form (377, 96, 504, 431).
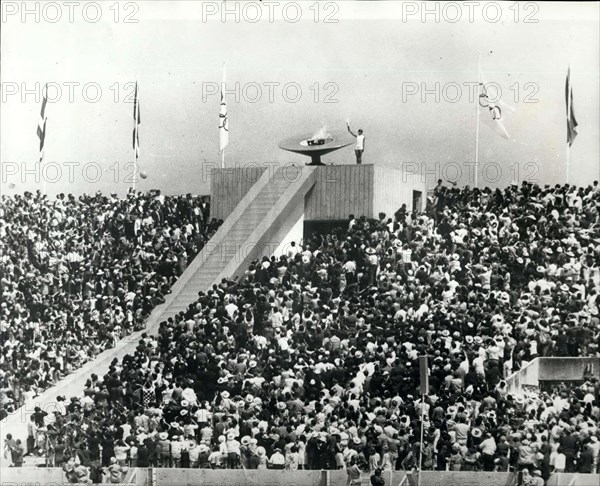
(479, 70, 514, 139)
(219, 64, 229, 152)
(133, 81, 140, 159)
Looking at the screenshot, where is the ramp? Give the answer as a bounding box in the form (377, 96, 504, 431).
(168, 165, 316, 313)
(0, 166, 316, 458)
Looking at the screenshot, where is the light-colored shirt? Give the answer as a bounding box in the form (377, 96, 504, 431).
(479, 437, 497, 455)
(355, 134, 365, 150)
(270, 452, 285, 465)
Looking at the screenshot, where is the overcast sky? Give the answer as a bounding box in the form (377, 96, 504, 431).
(2, 1, 599, 196)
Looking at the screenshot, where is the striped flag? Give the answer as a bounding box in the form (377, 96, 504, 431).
(565, 67, 578, 147)
(133, 81, 140, 159)
(37, 83, 48, 162)
(219, 64, 229, 153)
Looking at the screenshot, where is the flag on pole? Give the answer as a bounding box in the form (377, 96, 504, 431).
(219, 64, 229, 153)
(565, 67, 578, 147)
(419, 355, 429, 395)
(478, 71, 513, 139)
(37, 83, 48, 162)
(133, 82, 140, 159)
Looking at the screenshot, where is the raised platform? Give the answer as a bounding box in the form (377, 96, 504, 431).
(210, 163, 427, 222)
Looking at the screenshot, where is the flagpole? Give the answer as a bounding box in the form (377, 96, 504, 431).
(41, 150, 47, 196)
(221, 148, 225, 169)
(417, 393, 425, 486)
(566, 67, 571, 185)
(132, 78, 138, 194)
(566, 142, 570, 186)
(474, 53, 481, 188)
(132, 136, 137, 193)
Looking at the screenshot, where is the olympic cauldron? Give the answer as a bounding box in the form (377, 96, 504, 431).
(278, 127, 354, 165)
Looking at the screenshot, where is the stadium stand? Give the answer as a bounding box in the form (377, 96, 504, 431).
(2, 180, 599, 484)
(0, 189, 219, 416)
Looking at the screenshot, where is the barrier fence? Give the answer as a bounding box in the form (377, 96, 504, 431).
(2, 468, 600, 486)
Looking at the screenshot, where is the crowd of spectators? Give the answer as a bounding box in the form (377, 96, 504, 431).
(0, 189, 219, 419)
(3, 180, 600, 485)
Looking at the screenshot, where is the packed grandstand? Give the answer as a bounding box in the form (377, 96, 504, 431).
(1, 180, 599, 484)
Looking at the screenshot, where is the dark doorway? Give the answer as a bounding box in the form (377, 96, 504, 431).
(412, 190, 423, 212)
(304, 220, 349, 240)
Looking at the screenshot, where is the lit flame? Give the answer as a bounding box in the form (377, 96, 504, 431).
(309, 126, 332, 141)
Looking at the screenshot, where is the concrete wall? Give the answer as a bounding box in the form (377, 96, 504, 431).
(538, 358, 600, 382)
(0, 467, 65, 485)
(373, 166, 427, 218)
(154, 468, 326, 486)
(0, 466, 144, 485)
(506, 359, 540, 394)
(210, 166, 267, 221)
(273, 210, 304, 258)
(152, 469, 521, 486)
(546, 472, 600, 485)
(304, 164, 374, 221)
(506, 358, 600, 395)
(415, 471, 518, 486)
(5, 468, 597, 486)
(329, 470, 517, 486)
(210, 164, 427, 224)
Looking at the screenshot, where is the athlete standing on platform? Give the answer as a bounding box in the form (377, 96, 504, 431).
(347, 123, 365, 164)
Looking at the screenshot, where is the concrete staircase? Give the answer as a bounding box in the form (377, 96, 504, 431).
(0, 166, 317, 459)
(153, 164, 316, 317)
